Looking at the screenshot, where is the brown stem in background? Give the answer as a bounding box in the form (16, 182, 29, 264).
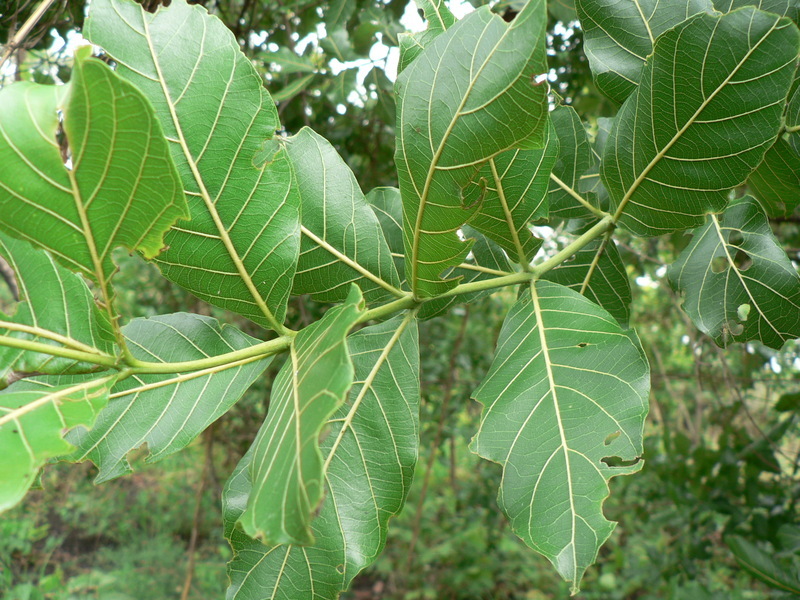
(405, 307, 470, 570)
(180, 429, 214, 600)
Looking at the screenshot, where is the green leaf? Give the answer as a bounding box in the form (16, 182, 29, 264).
(395, 0, 549, 298)
(367, 186, 407, 281)
(667, 195, 800, 349)
(0, 48, 187, 289)
(0, 375, 115, 512)
(85, 0, 301, 332)
(272, 73, 317, 103)
(238, 287, 365, 545)
(224, 314, 419, 599)
(747, 137, 800, 217)
(0, 234, 116, 387)
(285, 127, 402, 303)
(267, 47, 318, 74)
(548, 105, 599, 219)
(471, 280, 649, 592)
(727, 535, 800, 594)
(602, 8, 800, 236)
(542, 238, 632, 327)
(326, 0, 356, 29)
(468, 118, 558, 264)
(397, 0, 456, 71)
(66, 313, 271, 483)
(713, 0, 799, 22)
(577, 0, 715, 103)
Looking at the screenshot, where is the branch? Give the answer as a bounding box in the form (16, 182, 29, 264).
(549, 173, 609, 219)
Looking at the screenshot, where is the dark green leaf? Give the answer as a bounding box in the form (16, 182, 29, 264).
(747, 137, 800, 217)
(728, 535, 800, 594)
(548, 105, 599, 219)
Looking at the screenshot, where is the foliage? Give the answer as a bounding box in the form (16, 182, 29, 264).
(1, 0, 800, 597)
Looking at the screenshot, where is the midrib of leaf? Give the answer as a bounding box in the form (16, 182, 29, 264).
(408, 16, 523, 296)
(0, 374, 115, 428)
(489, 158, 529, 268)
(708, 213, 781, 339)
(0, 321, 109, 356)
(633, 0, 655, 45)
(299, 225, 405, 297)
(139, 14, 287, 334)
(529, 281, 577, 585)
(321, 310, 415, 474)
(579, 234, 611, 295)
(611, 17, 782, 224)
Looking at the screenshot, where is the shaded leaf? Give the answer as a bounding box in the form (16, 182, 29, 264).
(286, 127, 402, 303)
(367, 186, 406, 281)
(471, 280, 649, 592)
(66, 313, 271, 483)
(272, 73, 317, 103)
(224, 314, 419, 600)
(728, 535, 800, 594)
(668, 195, 800, 349)
(602, 8, 799, 236)
(548, 105, 598, 219)
(86, 0, 301, 332)
(395, 0, 549, 298)
(747, 137, 800, 217)
(238, 287, 365, 545)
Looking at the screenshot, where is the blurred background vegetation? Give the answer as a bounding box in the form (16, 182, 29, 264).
(1, 0, 800, 598)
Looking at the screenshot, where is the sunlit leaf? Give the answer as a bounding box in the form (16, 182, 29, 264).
(238, 287, 365, 545)
(471, 280, 649, 593)
(224, 314, 419, 600)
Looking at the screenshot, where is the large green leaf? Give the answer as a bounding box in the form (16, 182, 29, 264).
(397, 0, 456, 71)
(238, 287, 365, 545)
(0, 48, 187, 289)
(0, 375, 115, 512)
(548, 105, 598, 219)
(668, 195, 800, 349)
(395, 0, 549, 298)
(602, 8, 800, 236)
(471, 280, 649, 592)
(286, 127, 402, 303)
(0, 235, 116, 387)
(542, 238, 632, 327)
(728, 535, 800, 594)
(747, 137, 800, 217)
(577, 0, 715, 103)
(85, 0, 301, 332)
(224, 314, 419, 600)
(714, 0, 799, 22)
(66, 313, 271, 483)
(467, 118, 558, 264)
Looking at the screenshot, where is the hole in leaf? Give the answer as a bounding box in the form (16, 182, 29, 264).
(733, 249, 752, 272)
(710, 256, 728, 274)
(577, 342, 588, 348)
(336, 564, 345, 575)
(602, 456, 641, 468)
(604, 431, 620, 446)
(729, 321, 744, 336)
(727, 230, 744, 247)
(55, 119, 72, 169)
(737, 303, 751, 323)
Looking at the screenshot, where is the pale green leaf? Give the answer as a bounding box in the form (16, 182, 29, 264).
(0, 375, 115, 512)
(66, 313, 271, 483)
(286, 128, 402, 303)
(267, 47, 318, 74)
(577, 0, 715, 103)
(0, 234, 116, 387)
(602, 8, 800, 236)
(397, 0, 456, 71)
(468, 118, 558, 264)
(747, 137, 800, 217)
(238, 287, 365, 545)
(326, 0, 356, 29)
(471, 280, 649, 592)
(395, 0, 549, 298)
(0, 49, 187, 287)
(272, 73, 317, 103)
(224, 314, 419, 600)
(85, 0, 301, 332)
(668, 195, 800, 349)
(542, 238, 632, 327)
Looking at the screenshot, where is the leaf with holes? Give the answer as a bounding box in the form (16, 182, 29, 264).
(0, 375, 115, 512)
(471, 280, 649, 593)
(577, 0, 715, 103)
(65, 313, 271, 483)
(0, 234, 117, 388)
(668, 195, 800, 349)
(238, 287, 365, 545)
(602, 8, 799, 236)
(286, 127, 402, 304)
(85, 0, 301, 332)
(542, 238, 632, 327)
(0, 47, 187, 294)
(223, 313, 419, 600)
(395, 0, 549, 298)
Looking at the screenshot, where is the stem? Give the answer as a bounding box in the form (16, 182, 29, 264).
(785, 124, 800, 133)
(0, 334, 119, 368)
(0, 320, 115, 356)
(549, 173, 609, 219)
(579, 230, 612, 295)
(490, 158, 530, 269)
(0, 0, 58, 72)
